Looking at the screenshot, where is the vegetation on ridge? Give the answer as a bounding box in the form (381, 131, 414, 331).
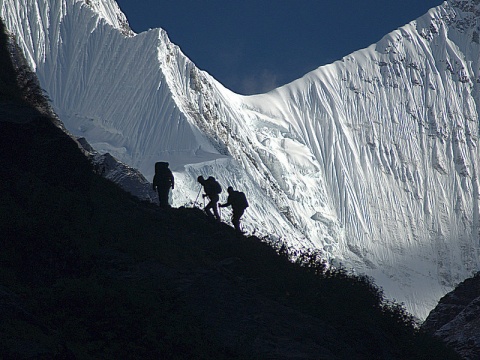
(0, 19, 462, 359)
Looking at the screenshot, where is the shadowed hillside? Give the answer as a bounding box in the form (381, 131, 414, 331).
(422, 273, 480, 360)
(0, 19, 462, 359)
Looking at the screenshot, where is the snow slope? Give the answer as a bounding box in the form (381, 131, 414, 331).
(1, 0, 479, 320)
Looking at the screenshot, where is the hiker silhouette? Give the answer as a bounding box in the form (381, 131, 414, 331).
(197, 175, 221, 221)
(153, 162, 174, 208)
(220, 186, 249, 233)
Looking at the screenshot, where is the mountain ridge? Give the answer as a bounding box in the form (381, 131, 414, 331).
(423, 272, 480, 359)
(1, 0, 479, 319)
(0, 17, 463, 356)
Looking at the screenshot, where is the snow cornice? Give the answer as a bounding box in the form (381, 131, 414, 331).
(82, 0, 134, 36)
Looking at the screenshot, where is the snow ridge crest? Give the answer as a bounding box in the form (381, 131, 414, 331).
(82, 0, 134, 36)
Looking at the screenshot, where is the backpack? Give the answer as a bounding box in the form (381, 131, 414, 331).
(155, 162, 169, 174)
(154, 162, 173, 186)
(232, 191, 249, 210)
(206, 176, 222, 195)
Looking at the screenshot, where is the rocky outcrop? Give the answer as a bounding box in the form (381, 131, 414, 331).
(423, 274, 480, 360)
(77, 137, 158, 203)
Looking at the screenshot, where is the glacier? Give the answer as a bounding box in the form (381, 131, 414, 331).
(1, 0, 479, 320)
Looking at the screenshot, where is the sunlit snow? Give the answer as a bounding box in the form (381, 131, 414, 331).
(1, 0, 479, 320)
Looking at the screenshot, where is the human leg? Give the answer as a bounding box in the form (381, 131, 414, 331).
(158, 187, 170, 208)
(232, 208, 245, 232)
(207, 194, 220, 220)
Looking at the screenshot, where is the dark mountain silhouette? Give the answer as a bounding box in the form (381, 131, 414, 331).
(423, 273, 480, 360)
(0, 19, 463, 359)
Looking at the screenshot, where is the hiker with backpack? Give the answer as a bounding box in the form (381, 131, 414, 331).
(220, 186, 249, 233)
(153, 162, 174, 208)
(197, 175, 222, 221)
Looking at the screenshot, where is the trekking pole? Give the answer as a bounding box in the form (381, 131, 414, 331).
(193, 186, 202, 208)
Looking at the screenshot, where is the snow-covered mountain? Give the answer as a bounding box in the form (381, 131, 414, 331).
(1, 0, 479, 320)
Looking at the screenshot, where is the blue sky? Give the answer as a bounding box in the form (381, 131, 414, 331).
(115, 0, 442, 95)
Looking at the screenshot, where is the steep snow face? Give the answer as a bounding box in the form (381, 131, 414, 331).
(240, 1, 480, 318)
(2, 0, 480, 319)
(0, 0, 314, 248)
